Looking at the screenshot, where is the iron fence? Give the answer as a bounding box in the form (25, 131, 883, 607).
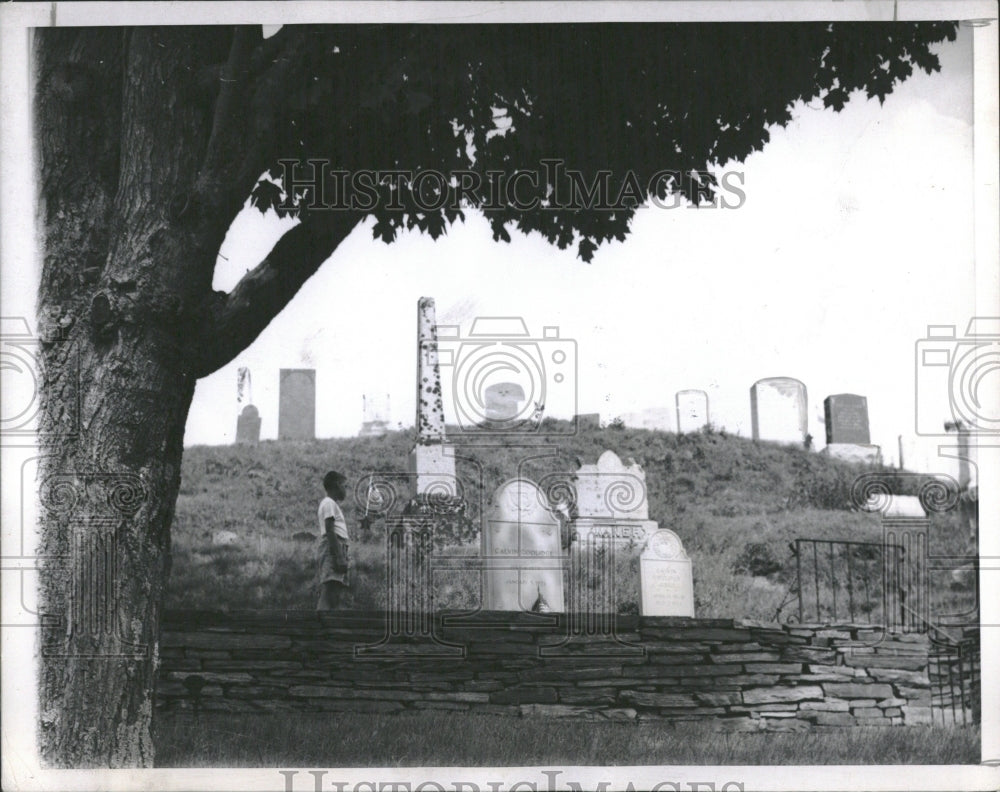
(792, 538, 912, 627)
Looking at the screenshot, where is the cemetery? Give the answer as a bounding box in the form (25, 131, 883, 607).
(159, 298, 981, 736)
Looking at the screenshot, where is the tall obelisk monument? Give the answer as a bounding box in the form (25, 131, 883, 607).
(409, 297, 457, 495)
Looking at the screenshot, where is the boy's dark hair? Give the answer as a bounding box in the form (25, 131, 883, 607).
(323, 471, 347, 492)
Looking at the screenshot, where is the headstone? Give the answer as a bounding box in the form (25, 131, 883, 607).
(823, 443, 881, 464)
(235, 404, 261, 445)
(750, 377, 808, 445)
(639, 529, 695, 617)
(824, 394, 871, 444)
(482, 478, 565, 612)
(944, 421, 978, 538)
(619, 407, 673, 431)
(212, 530, 239, 546)
(882, 495, 927, 519)
(409, 297, 457, 495)
(484, 382, 525, 423)
(278, 368, 316, 440)
(360, 393, 391, 437)
(575, 413, 601, 431)
(573, 450, 658, 545)
(675, 389, 710, 434)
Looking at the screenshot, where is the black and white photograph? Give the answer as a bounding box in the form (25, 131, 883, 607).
(0, 2, 997, 790)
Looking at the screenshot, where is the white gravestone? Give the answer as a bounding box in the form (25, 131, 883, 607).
(639, 529, 695, 617)
(675, 389, 710, 434)
(573, 450, 658, 545)
(750, 377, 808, 445)
(482, 478, 565, 612)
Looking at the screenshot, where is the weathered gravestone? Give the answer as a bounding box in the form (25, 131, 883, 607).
(278, 368, 316, 440)
(750, 377, 808, 445)
(484, 381, 525, 424)
(359, 393, 391, 437)
(482, 478, 565, 612)
(824, 393, 871, 444)
(408, 297, 458, 496)
(573, 450, 658, 545)
(235, 404, 261, 445)
(822, 393, 880, 463)
(639, 529, 695, 617)
(675, 389, 710, 434)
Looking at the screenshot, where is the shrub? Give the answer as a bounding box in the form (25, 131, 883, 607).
(733, 541, 782, 577)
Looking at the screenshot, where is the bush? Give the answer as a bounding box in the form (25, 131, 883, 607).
(733, 541, 782, 577)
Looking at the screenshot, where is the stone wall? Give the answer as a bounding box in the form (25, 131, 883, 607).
(157, 611, 934, 731)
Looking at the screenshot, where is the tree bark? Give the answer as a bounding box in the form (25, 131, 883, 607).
(34, 27, 360, 766)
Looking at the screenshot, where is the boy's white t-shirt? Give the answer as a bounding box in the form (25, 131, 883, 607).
(317, 497, 349, 540)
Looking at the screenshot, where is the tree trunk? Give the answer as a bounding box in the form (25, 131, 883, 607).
(37, 340, 193, 767)
(34, 27, 361, 766)
(35, 28, 224, 767)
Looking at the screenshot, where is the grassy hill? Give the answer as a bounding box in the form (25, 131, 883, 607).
(166, 424, 975, 622)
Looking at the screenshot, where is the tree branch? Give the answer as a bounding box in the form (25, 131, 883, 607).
(200, 26, 261, 179)
(188, 211, 363, 378)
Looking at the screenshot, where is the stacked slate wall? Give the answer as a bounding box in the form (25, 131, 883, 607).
(156, 611, 935, 731)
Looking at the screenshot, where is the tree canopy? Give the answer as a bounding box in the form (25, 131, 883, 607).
(31, 21, 958, 766)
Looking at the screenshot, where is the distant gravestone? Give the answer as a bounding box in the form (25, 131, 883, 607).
(360, 393, 391, 437)
(675, 389, 710, 434)
(484, 382, 525, 423)
(573, 450, 658, 545)
(278, 368, 316, 440)
(750, 377, 808, 445)
(639, 529, 695, 617)
(235, 404, 261, 445)
(212, 530, 239, 546)
(824, 394, 871, 444)
(620, 408, 673, 431)
(575, 413, 601, 431)
(482, 478, 565, 612)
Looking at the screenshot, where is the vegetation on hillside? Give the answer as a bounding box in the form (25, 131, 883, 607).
(167, 425, 976, 622)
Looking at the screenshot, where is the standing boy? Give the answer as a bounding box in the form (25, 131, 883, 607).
(316, 470, 350, 610)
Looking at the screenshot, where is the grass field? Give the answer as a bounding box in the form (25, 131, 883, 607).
(153, 711, 980, 767)
(157, 428, 981, 769)
(166, 424, 976, 622)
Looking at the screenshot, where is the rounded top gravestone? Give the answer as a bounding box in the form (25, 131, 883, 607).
(482, 478, 565, 612)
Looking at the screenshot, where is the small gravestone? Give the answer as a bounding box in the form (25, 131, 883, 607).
(750, 377, 808, 445)
(359, 393, 390, 437)
(212, 530, 239, 546)
(675, 389, 710, 434)
(575, 413, 601, 431)
(573, 450, 658, 545)
(824, 394, 871, 444)
(482, 478, 565, 612)
(278, 368, 316, 440)
(822, 393, 880, 462)
(484, 382, 525, 423)
(639, 529, 694, 617)
(235, 404, 261, 445)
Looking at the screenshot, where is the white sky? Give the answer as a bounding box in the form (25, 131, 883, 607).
(189, 26, 976, 473)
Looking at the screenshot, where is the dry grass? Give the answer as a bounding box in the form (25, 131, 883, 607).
(153, 711, 981, 767)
